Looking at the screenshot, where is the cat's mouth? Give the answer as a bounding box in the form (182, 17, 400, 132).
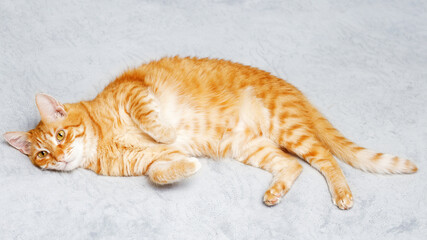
(61, 160, 74, 171)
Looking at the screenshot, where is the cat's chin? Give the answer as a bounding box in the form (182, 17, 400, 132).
(61, 160, 81, 171)
(40, 160, 81, 172)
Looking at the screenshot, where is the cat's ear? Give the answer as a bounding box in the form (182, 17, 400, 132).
(35, 93, 67, 123)
(3, 131, 31, 155)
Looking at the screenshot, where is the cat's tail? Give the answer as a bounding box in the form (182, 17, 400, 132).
(307, 104, 417, 174)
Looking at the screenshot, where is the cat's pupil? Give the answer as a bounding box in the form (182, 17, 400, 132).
(38, 151, 47, 158)
(57, 130, 65, 141)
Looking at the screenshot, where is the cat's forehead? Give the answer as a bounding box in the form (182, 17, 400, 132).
(30, 111, 84, 143)
(29, 122, 60, 147)
(33, 121, 61, 134)
(33, 106, 83, 132)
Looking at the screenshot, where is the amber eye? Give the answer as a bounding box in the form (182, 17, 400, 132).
(37, 151, 48, 158)
(57, 130, 65, 141)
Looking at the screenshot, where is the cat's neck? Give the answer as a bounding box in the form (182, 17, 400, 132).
(73, 101, 100, 169)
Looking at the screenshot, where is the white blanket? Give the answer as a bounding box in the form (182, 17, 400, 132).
(1, 0, 426, 239)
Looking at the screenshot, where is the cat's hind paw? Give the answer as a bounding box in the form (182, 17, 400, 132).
(263, 190, 282, 206)
(333, 189, 353, 210)
(263, 182, 288, 207)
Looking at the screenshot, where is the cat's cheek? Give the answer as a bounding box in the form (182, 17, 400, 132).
(67, 138, 85, 169)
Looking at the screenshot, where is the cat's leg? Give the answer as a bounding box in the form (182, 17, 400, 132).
(147, 155, 201, 185)
(125, 86, 176, 144)
(92, 144, 200, 183)
(277, 126, 353, 210)
(134, 145, 201, 184)
(235, 137, 303, 206)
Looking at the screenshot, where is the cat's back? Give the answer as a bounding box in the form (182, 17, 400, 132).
(139, 56, 288, 95)
(103, 56, 295, 100)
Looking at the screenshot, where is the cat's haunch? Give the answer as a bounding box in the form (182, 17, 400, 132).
(4, 56, 417, 210)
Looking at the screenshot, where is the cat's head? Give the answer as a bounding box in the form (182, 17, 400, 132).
(3, 94, 89, 171)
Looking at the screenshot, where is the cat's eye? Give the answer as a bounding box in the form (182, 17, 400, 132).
(37, 151, 48, 158)
(57, 130, 65, 141)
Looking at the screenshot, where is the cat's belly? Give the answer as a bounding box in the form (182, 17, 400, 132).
(172, 133, 224, 158)
(170, 88, 271, 158)
(171, 119, 268, 159)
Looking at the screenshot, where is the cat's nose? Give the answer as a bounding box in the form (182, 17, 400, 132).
(56, 154, 66, 162)
(55, 149, 66, 162)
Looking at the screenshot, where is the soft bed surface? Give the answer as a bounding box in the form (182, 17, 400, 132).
(0, 0, 426, 239)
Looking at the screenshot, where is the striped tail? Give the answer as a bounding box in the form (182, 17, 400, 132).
(307, 104, 418, 174)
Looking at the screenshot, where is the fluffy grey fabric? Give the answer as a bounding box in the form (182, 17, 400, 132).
(1, 0, 426, 239)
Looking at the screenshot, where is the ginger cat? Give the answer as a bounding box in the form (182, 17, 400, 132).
(4, 56, 417, 210)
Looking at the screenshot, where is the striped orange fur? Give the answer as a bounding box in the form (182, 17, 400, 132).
(4, 56, 417, 210)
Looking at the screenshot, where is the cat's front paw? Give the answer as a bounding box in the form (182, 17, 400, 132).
(186, 157, 202, 176)
(155, 127, 177, 144)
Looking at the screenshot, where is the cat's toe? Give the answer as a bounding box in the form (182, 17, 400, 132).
(333, 190, 353, 210)
(263, 189, 282, 206)
(187, 157, 201, 174)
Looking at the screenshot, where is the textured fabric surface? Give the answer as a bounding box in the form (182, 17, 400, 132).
(1, 0, 426, 239)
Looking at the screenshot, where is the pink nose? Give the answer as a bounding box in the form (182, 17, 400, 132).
(56, 155, 66, 162)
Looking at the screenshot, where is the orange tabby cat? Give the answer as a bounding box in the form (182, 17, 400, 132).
(4, 56, 417, 210)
